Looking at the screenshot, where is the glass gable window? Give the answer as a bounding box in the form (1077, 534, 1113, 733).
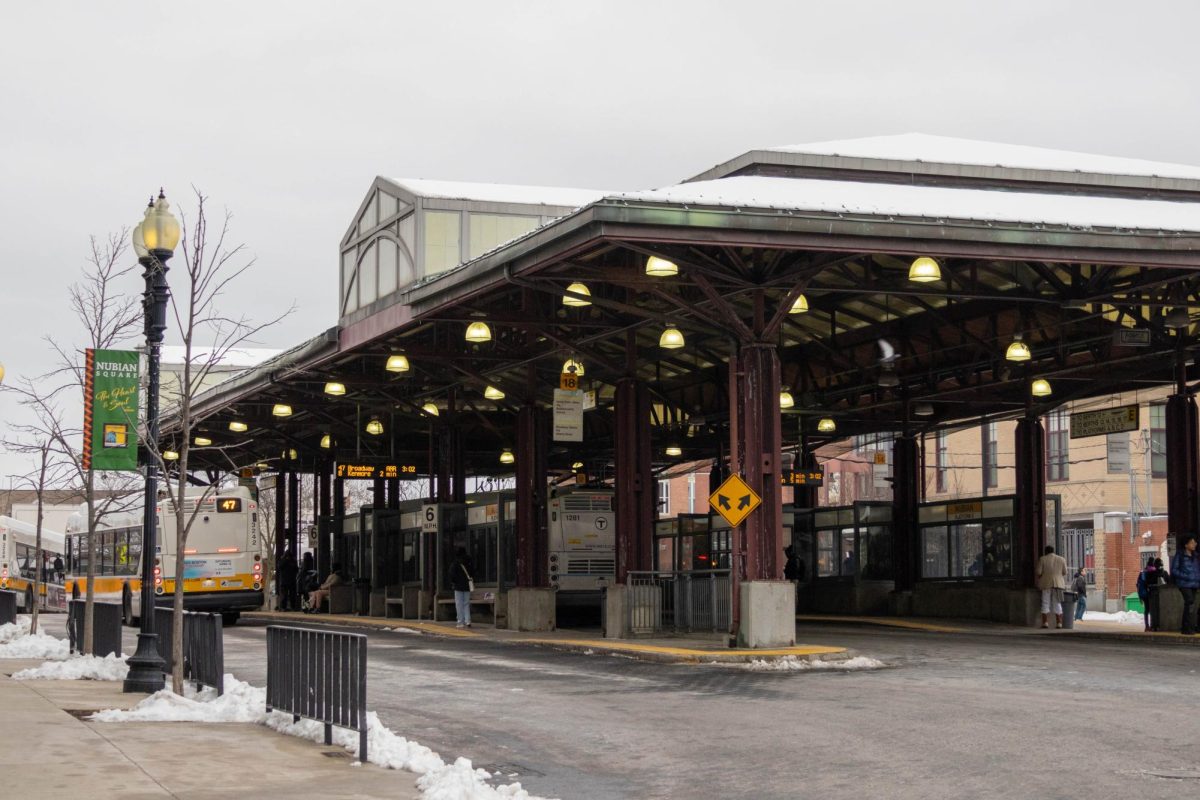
(982, 422, 998, 489)
(341, 250, 357, 314)
(423, 211, 461, 275)
(468, 214, 540, 259)
(1047, 409, 1069, 482)
(935, 429, 948, 493)
(1150, 403, 1166, 478)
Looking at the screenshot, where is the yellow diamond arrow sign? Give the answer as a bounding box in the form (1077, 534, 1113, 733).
(708, 473, 762, 527)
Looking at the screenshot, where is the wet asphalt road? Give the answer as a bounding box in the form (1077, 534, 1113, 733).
(208, 620, 1200, 800)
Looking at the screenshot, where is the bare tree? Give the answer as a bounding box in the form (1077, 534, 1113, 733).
(142, 190, 291, 693)
(0, 233, 142, 653)
(3, 430, 66, 635)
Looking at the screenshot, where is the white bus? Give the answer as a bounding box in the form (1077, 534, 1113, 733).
(64, 485, 263, 625)
(0, 516, 68, 612)
(547, 489, 615, 605)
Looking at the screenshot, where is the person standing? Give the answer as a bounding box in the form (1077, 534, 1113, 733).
(1137, 556, 1164, 632)
(1035, 545, 1068, 629)
(1072, 568, 1088, 620)
(1171, 535, 1200, 635)
(278, 548, 299, 612)
(783, 545, 803, 582)
(449, 547, 474, 629)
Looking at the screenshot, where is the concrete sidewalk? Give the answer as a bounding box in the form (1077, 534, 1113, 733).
(0, 660, 419, 800)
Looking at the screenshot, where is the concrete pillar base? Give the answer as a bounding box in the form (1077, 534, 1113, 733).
(604, 584, 629, 638)
(737, 581, 796, 649)
(506, 587, 556, 632)
(369, 590, 386, 617)
(888, 590, 914, 617)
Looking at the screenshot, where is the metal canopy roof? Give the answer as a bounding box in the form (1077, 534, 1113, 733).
(172, 137, 1200, 479)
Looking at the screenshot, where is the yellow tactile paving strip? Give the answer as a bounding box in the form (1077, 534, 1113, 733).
(522, 638, 847, 661)
(796, 614, 969, 634)
(244, 611, 481, 637)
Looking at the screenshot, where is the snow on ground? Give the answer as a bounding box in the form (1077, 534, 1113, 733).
(93, 675, 557, 800)
(0, 628, 69, 660)
(1082, 610, 1145, 626)
(13, 654, 128, 681)
(740, 655, 887, 672)
(0, 616, 31, 643)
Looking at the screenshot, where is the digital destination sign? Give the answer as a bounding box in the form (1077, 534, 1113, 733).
(335, 462, 419, 480)
(780, 470, 824, 487)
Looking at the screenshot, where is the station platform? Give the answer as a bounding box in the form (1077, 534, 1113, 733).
(0, 662, 419, 800)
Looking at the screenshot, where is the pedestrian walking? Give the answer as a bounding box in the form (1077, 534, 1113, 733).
(1171, 535, 1200, 635)
(449, 547, 474, 628)
(53, 555, 64, 582)
(1137, 556, 1164, 632)
(1072, 568, 1088, 620)
(1035, 545, 1068, 629)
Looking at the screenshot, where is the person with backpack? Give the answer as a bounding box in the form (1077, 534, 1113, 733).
(1137, 556, 1164, 632)
(1071, 568, 1088, 620)
(449, 547, 475, 629)
(1171, 535, 1200, 635)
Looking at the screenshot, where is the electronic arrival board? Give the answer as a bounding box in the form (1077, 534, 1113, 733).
(780, 469, 824, 486)
(335, 462, 419, 480)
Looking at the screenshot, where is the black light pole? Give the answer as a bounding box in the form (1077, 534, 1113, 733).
(124, 191, 179, 694)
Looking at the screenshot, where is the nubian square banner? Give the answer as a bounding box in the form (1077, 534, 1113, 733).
(83, 348, 140, 471)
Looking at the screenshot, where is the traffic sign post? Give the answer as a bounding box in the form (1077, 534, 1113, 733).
(708, 474, 762, 528)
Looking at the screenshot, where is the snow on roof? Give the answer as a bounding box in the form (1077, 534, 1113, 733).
(620, 174, 1200, 232)
(765, 133, 1200, 181)
(159, 346, 282, 368)
(386, 178, 609, 208)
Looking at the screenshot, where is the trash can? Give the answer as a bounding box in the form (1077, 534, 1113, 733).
(1060, 591, 1077, 629)
(1125, 593, 1145, 614)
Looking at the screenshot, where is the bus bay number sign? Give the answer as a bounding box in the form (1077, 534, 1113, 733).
(335, 462, 418, 480)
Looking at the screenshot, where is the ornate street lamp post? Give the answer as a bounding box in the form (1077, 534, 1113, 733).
(123, 191, 180, 693)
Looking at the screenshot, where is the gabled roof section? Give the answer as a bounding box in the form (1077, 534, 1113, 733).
(383, 178, 608, 208)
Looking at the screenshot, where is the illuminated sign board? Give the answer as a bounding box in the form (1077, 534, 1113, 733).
(1069, 404, 1139, 440)
(217, 498, 243, 513)
(780, 470, 824, 487)
(335, 462, 418, 480)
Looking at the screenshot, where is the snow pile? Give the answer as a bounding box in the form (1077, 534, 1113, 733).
(13, 654, 128, 681)
(0, 629, 69, 660)
(93, 675, 556, 799)
(1082, 610, 1145, 626)
(0, 616, 31, 643)
(741, 655, 887, 672)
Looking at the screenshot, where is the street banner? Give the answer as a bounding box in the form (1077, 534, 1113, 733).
(83, 348, 140, 471)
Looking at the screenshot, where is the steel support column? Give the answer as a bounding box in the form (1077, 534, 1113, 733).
(892, 435, 920, 592)
(1166, 392, 1199, 538)
(274, 470, 286, 579)
(287, 471, 300, 556)
(614, 378, 654, 582)
(1014, 417, 1046, 589)
(317, 468, 332, 578)
(515, 404, 549, 587)
(386, 477, 400, 510)
(733, 344, 783, 583)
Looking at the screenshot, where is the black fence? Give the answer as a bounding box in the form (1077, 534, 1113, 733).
(154, 608, 225, 695)
(0, 590, 16, 625)
(266, 625, 368, 762)
(68, 600, 122, 657)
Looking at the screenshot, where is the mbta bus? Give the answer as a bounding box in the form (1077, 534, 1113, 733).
(547, 489, 615, 607)
(64, 485, 264, 625)
(0, 516, 68, 612)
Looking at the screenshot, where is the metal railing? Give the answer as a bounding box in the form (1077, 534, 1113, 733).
(154, 608, 225, 695)
(626, 570, 731, 634)
(68, 600, 122, 656)
(266, 625, 368, 762)
(0, 590, 16, 625)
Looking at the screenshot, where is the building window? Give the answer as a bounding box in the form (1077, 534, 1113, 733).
(1150, 403, 1167, 478)
(468, 214, 540, 259)
(423, 211, 461, 275)
(657, 479, 671, 517)
(935, 430, 948, 493)
(1047, 409, 1069, 482)
(983, 422, 998, 489)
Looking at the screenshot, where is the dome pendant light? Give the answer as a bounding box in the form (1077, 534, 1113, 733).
(790, 294, 809, 314)
(645, 255, 678, 277)
(1031, 378, 1053, 397)
(1006, 333, 1031, 362)
(484, 385, 505, 400)
(659, 326, 686, 349)
(817, 417, 837, 433)
(563, 282, 592, 307)
(908, 257, 941, 283)
(465, 321, 492, 343)
(386, 354, 410, 373)
(779, 390, 795, 409)
(365, 417, 383, 436)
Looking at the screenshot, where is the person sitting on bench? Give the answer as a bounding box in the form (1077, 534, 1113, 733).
(306, 563, 344, 613)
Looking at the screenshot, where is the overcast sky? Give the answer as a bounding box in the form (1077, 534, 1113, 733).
(2, 0, 1198, 479)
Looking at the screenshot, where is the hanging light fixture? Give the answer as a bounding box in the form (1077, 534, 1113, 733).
(659, 326, 686, 349)
(1005, 333, 1031, 362)
(255, 461, 270, 470)
(1031, 378, 1053, 397)
(386, 354, 410, 373)
(193, 435, 212, 447)
(365, 417, 384, 435)
(484, 385, 505, 400)
(320, 434, 332, 449)
(324, 381, 346, 396)
(790, 293, 809, 314)
(163, 449, 179, 461)
(288, 448, 298, 460)
(817, 417, 837, 433)
(422, 402, 440, 417)
(465, 321, 492, 343)
(878, 366, 900, 388)
(908, 256, 941, 283)
(913, 402, 935, 417)
(665, 444, 683, 457)
(272, 403, 293, 417)
(499, 449, 515, 464)
(645, 255, 678, 277)
(228, 420, 248, 433)
(563, 282, 592, 307)
(779, 390, 795, 409)
(563, 358, 585, 377)
(571, 461, 584, 470)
